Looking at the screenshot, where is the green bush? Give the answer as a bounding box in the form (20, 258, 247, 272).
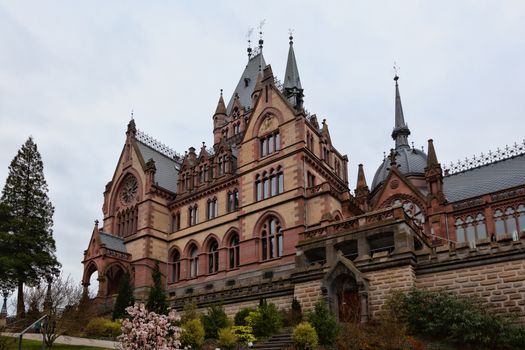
(181, 301, 201, 323)
(180, 318, 205, 348)
(218, 327, 237, 349)
(84, 317, 121, 338)
(336, 321, 410, 350)
(385, 289, 525, 349)
(293, 322, 318, 350)
(246, 302, 282, 338)
(232, 325, 257, 344)
(307, 300, 339, 346)
(201, 303, 229, 339)
(234, 307, 254, 326)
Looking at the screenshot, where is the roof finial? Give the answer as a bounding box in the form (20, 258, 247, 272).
(393, 61, 400, 84)
(258, 19, 266, 50)
(220, 88, 223, 97)
(288, 28, 294, 45)
(130, 109, 134, 120)
(247, 28, 254, 59)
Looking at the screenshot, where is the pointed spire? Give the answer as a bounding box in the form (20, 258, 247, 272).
(427, 139, 439, 167)
(126, 118, 137, 137)
(214, 89, 227, 116)
(356, 164, 368, 189)
(283, 31, 304, 110)
(284, 32, 302, 90)
(391, 75, 411, 148)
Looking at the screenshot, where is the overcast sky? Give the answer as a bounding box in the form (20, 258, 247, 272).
(1, 1, 524, 302)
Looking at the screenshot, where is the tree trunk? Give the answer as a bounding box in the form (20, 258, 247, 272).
(16, 280, 25, 319)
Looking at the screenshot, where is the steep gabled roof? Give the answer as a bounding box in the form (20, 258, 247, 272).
(443, 154, 525, 203)
(226, 53, 266, 114)
(135, 140, 180, 193)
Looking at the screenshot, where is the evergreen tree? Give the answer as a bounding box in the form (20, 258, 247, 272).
(146, 261, 167, 314)
(112, 272, 135, 320)
(0, 137, 60, 318)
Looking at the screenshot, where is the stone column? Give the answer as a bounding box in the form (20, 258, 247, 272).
(359, 290, 369, 323)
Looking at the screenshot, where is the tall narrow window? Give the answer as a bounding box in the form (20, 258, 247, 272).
(170, 250, 180, 283)
(208, 240, 219, 274)
(189, 245, 199, 278)
(270, 169, 277, 196)
(518, 205, 525, 233)
(494, 209, 505, 237)
(277, 167, 284, 193)
(259, 131, 280, 157)
(261, 217, 283, 260)
(505, 207, 517, 235)
(475, 213, 487, 239)
(229, 233, 240, 269)
(263, 172, 269, 198)
(172, 212, 180, 232)
(465, 216, 475, 242)
(256, 175, 262, 201)
(455, 218, 465, 242)
(207, 198, 218, 220)
(227, 190, 239, 212)
(189, 205, 199, 226)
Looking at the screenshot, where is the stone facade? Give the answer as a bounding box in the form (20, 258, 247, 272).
(82, 35, 525, 323)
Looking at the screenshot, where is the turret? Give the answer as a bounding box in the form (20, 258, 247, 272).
(355, 164, 370, 211)
(213, 90, 228, 144)
(425, 139, 445, 204)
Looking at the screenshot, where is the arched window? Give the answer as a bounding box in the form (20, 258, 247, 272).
(475, 213, 487, 239)
(261, 217, 283, 260)
(207, 198, 218, 220)
(227, 190, 239, 212)
(455, 218, 465, 242)
(255, 168, 284, 202)
(208, 240, 219, 274)
(189, 245, 199, 278)
(171, 212, 180, 232)
(229, 233, 240, 269)
(170, 250, 181, 283)
(465, 216, 475, 242)
(494, 209, 505, 236)
(189, 205, 199, 226)
(518, 205, 525, 233)
(260, 131, 281, 157)
(504, 207, 517, 235)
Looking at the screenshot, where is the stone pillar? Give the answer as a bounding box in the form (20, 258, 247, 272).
(355, 236, 370, 261)
(359, 290, 369, 323)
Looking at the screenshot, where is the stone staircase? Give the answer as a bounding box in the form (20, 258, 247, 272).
(251, 330, 294, 350)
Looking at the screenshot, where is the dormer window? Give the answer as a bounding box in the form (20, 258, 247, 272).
(244, 77, 251, 87)
(260, 131, 281, 157)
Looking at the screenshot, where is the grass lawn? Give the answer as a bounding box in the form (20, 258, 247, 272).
(1, 337, 113, 350)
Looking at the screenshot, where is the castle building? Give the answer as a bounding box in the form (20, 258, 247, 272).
(82, 35, 525, 322)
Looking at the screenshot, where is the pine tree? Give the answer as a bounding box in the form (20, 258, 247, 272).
(112, 272, 135, 320)
(146, 261, 167, 315)
(0, 137, 60, 318)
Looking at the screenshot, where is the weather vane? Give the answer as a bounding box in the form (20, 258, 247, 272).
(393, 61, 400, 78)
(246, 28, 254, 58)
(131, 109, 134, 120)
(258, 19, 266, 38)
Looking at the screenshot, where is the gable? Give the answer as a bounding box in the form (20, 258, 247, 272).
(372, 167, 426, 210)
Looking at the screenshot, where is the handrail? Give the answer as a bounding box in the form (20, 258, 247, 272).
(18, 314, 48, 350)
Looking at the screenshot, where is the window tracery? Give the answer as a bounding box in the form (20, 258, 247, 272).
(261, 217, 283, 260)
(260, 131, 281, 157)
(454, 212, 487, 242)
(208, 239, 219, 274)
(170, 250, 181, 283)
(494, 204, 525, 238)
(255, 167, 284, 201)
(188, 245, 199, 278)
(229, 233, 240, 269)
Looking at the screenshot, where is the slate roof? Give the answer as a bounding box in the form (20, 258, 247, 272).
(99, 232, 127, 253)
(371, 146, 428, 191)
(226, 53, 266, 114)
(136, 140, 180, 193)
(443, 154, 525, 203)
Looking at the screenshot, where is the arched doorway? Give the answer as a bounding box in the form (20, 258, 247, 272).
(322, 252, 369, 323)
(105, 264, 126, 296)
(332, 274, 360, 322)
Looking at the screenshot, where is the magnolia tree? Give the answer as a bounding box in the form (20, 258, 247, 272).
(118, 303, 181, 350)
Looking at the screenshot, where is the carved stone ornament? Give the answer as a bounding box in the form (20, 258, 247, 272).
(120, 176, 138, 204)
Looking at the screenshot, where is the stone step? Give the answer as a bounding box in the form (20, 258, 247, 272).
(251, 331, 294, 350)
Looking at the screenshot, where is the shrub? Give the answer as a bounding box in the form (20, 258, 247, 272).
(112, 272, 134, 320)
(293, 322, 318, 350)
(308, 300, 339, 346)
(246, 302, 282, 338)
(201, 303, 229, 339)
(218, 327, 237, 349)
(146, 261, 168, 315)
(232, 325, 257, 344)
(85, 317, 121, 338)
(181, 301, 201, 323)
(180, 318, 205, 348)
(234, 307, 254, 326)
(385, 289, 525, 349)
